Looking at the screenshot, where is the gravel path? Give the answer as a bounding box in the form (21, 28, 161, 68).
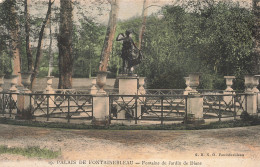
(0, 124, 259, 167)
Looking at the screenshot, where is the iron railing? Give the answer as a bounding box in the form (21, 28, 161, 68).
(0, 91, 256, 125)
(203, 93, 247, 121)
(0, 92, 93, 123)
(109, 94, 188, 124)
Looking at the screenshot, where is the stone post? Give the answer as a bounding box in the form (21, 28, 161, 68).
(117, 74, 139, 121)
(223, 76, 235, 105)
(92, 72, 109, 125)
(92, 93, 109, 125)
(244, 74, 257, 116)
(186, 94, 204, 124)
(186, 73, 204, 123)
(17, 72, 33, 119)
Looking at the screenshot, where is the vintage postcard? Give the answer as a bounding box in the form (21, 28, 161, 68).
(0, 0, 259, 167)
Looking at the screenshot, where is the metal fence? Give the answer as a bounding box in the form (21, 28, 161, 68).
(0, 92, 93, 123)
(203, 94, 247, 121)
(0, 91, 254, 125)
(109, 94, 188, 124)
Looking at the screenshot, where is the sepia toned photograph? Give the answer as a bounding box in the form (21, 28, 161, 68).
(0, 0, 259, 166)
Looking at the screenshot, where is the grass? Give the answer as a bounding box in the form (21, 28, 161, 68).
(0, 145, 61, 159)
(0, 117, 260, 130)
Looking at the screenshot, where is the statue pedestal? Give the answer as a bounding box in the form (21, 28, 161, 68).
(116, 74, 139, 122)
(118, 74, 138, 95)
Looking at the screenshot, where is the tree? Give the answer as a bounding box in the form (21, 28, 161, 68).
(138, 0, 148, 50)
(24, 0, 33, 72)
(98, 0, 119, 72)
(252, 0, 260, 74)
(3, 0, 22, 85)
(58, 0, 73, 89)
(30, 0, 55, 89)
(47, 8, 54, 77)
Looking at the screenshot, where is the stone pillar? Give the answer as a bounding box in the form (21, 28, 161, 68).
(90, 77, 98, 95)
(117, 75, 138, 120)
(17, 72, 33, 119)
(246, 93, 258, 116)
(223, 76, 236, 104)
(92, 94, 109, 125)
(244, 74, 257, 115)
(91, 72, 110, 125)
(187, 94, 204, 124)
(184, 77, 192, 95)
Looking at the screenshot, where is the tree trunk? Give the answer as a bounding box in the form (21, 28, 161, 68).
(253, 0, 260, 74)
(98, 0, 119, 72)
(48, 12, 54, 77)
(6, 0, 22, 85)
(24, 0, 33, 72)
(138, 0, 148, 50)
(30, 0, 54, 89)
(58, 0, 73, 89)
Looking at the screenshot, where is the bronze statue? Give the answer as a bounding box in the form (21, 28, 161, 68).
(116, 30, 142, 74)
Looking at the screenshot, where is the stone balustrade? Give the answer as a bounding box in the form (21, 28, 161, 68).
(0, 74, 259, 125)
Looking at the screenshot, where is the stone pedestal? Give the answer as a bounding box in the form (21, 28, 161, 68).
(246, 93, 257, 116)
(186, 94, 204, 124)
(92, 94, 109, 125)
(17, 72, 34, 119)
(118, 75, 138, 95)
(117, 74, 139, 120)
